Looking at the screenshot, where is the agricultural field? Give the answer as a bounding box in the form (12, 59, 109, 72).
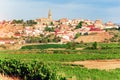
(0, 43, 120, 80)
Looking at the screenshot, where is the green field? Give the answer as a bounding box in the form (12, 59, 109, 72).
(1, 43, 120, 80)
(21, 43, 120, 50)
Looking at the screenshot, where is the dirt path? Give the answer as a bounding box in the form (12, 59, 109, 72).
(71, 59, 120, 70)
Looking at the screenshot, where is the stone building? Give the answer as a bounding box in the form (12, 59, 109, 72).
(36, 9, 53, 25)
(94, 19, 104, 29)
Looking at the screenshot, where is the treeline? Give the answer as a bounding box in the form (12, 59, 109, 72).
(21, 44, 67, 49)
(21, 42, 120, 51)
(25, 36, 61, 43)
(21, 42, 84, 50)
(12, 19, 37, 26)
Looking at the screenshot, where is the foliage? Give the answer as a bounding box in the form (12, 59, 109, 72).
(25, 35, 59, 43)
(21, 43, 120, 50)
(53, 36, 61, 42)
(50, 63, 120, 80)
(25, 20, 37, 26)
(92, 42, 98, 49)
(45, 26, 54, 32)
(75, 21, 83, 29)
(1, 48, 120, 62)
(108, 30, 120, 42)
(74, 33, 81, 39)
(85, 42, 98, 49)
(21, 44, 67, 49)
(1, 44, 120, 80)
(0, 59, 66, 80)
(12, 19, 24, 24)
(50, 22, 54, 26)
(66, 42, 77, 50)
(41, 35, 61, 43)
(118, 26, 120, 30)
(99, 43, 120, 49)
(25, 37, 41, 43)
(83, 32, 88, 35)
(2, 43, 120, 79)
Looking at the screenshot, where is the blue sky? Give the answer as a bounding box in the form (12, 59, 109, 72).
(0, 0, 120, 23)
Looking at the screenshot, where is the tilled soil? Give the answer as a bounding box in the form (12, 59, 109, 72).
(72, 59, 120, 70)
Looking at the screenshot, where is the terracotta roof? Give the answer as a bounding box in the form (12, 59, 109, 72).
(59, 18, 68, 23)
(90, 28, 102, 31)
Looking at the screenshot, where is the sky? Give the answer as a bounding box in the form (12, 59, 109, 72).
(0, 0, 120, 23)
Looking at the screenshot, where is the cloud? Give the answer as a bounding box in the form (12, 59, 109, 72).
(0, 0, 120, 23)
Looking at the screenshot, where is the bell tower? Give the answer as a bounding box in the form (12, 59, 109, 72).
(48, 9, 52, 21)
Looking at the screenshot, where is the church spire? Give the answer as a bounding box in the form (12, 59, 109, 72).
(48, 9, 52, 21)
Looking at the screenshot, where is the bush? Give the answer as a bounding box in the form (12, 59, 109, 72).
(92, 42, 97, 49)
(0, 59, 66, 80)
(21, 44, 67, 49)
(74, 33, 81, 39)
(66, 42, 77, 50)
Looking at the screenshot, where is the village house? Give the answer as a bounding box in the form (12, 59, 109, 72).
(59, 18, 69, 25)
(94, 19, 105, 29)
(105, 21, 119, 29)
(0, 39, 16, 45)
(55, 24, 75, 43)
(23, 27, 34, 36)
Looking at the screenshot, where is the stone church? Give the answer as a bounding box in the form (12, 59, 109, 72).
(36, 9, 52, 25)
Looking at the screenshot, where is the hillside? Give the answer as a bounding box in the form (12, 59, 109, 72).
(75, 32, 113, 43)
(0, 23, 23, 38)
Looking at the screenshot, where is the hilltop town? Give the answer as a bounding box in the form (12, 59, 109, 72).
(0, 10, 120, 47)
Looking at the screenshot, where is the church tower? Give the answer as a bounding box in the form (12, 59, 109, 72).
(48, 9, 52, 21)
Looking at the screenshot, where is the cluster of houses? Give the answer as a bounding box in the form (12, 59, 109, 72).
(53, 18, 119, 43)
(0, 10, 119, 44)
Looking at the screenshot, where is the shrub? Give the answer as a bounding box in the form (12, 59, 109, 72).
(66, 42, 77, 50)
(92, 42, 98, 49)
(21, 44, 67, 50)
(0, 44, 6, 49)
(74, 33, 81, 39)
(0, 59, 66, 80)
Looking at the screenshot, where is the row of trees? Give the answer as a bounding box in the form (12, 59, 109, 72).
(12, 19, 37, 26)
(25, 34, 61, 43)
(12, 19, 55, 27)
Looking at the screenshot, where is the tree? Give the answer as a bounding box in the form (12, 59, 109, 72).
(25, 20, 37, 26)
(45, 26, 54, 32)
(92, 42, 97, 49)
(118, 27, 120, 30)
(75, 21, 83, 29)
(50, 22, 54, 26)
(12, 19, 24, 24)
(42, 38, 48, 43)
(66, 42, 76, 50)
(53, 36, 61, 42)
(74, 33, 81, 39)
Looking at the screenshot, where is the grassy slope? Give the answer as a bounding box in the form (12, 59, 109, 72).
(1, 49, 120, 61)
(1, 52, 120, 80)
(1, 43, 120, 80)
